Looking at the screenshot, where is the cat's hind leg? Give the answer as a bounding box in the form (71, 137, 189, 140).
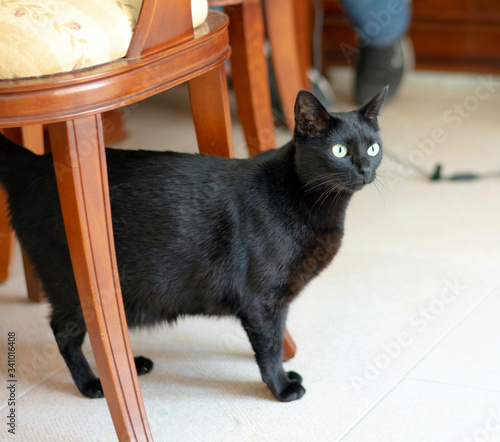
(239, 304, 305, 402)
(51, 314, 154, 398)
(134, 356, 154, 375)
(50, 314, 104, 398)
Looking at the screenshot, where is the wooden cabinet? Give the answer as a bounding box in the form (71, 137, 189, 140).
(321, 0, 500, 73)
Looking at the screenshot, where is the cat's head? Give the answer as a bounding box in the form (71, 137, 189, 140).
(293, 87, 388, 193)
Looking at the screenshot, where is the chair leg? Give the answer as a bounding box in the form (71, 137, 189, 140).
(264, 0, 307, 130)
(225, 0, 276, 156)
(0, 129, 21, 283)
(0, 127, 48, 300)
(293, 0, 314, 91)
(0, 187, 14, 283)
(283, 328, 297, 361)
(22, 252, 46, 302)
(189, 63, 298, 360)
(49, 116, 152, 442)
(188, 64, 235, 158)
(20, 125, 47, 301)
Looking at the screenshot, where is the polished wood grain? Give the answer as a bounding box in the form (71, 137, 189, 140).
(127, 0, 194, 58)
(293, 0, 314, 92)
(209, 0, 311, 147)
(0, 12, 230, 127)
(189, 64, 235, 158)
(264, 0, 308, 129)
(50, 116, 152, 441)
(222, 0, 276, 155)
(101, 110, 129, 145)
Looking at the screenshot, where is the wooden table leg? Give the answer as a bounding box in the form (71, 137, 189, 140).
(225, 0, 276, 156)
(50, 116, 152, 442)
(189, 64, 235, 158)
(264, 0, 307, 130)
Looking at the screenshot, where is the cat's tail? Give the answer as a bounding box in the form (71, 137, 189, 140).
(0, 132, 38, 174)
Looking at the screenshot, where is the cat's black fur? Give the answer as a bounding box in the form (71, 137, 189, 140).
(0, 88, 386, 402)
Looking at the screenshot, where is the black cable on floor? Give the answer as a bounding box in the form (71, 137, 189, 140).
(384, 148, 500, 182)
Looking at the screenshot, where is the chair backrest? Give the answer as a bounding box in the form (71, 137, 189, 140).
(128, 0, 195, 58)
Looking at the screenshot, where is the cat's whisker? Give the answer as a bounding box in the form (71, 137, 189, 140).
(317, 188, 338, 215)
(303, 173, 344, 193)
(296, 173, 343, 208)
(375, 175, 391, 202)
(309, 185, 334, 213)
(326, 180, 351, 219)
(319, 179, 349, 216)
(310, 178, 347, 214)
(309, 182, 340, 214)
(370, 178, 387, 209)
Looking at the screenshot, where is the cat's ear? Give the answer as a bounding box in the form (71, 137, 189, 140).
(294, 90, 332, 137)
(357, 85, 389, 124)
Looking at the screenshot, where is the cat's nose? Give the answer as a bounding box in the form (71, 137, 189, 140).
(359, 164, 371, 182)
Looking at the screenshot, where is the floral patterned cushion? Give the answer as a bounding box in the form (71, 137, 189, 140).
(0, 0, 208, 79)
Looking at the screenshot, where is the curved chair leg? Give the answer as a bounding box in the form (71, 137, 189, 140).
(283, 328, 297, 361)
(225, 0, 276, 156)
(188, 64, 235, 158)
(264, 0, 307, 130)
(49, 116, 152, 442)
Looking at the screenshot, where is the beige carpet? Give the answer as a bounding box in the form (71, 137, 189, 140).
(1, 69, 500, 441)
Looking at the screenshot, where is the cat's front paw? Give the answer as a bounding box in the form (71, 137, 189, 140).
(287, 371, 302, 383)
(271, 371, 305, 402)
(80, 378, 104, 399)
(275, 380, 305, 402)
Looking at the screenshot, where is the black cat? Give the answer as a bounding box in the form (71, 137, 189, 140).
(0, 88, 387, 402)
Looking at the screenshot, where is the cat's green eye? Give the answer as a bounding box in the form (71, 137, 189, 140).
(367, 143, 380, 157)
(332, 144, 347, 158)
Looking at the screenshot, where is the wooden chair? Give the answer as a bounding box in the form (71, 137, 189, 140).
(208, 0, 311, 154)
(0, 0, 300, 438)
(0, 1, 233, 439)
